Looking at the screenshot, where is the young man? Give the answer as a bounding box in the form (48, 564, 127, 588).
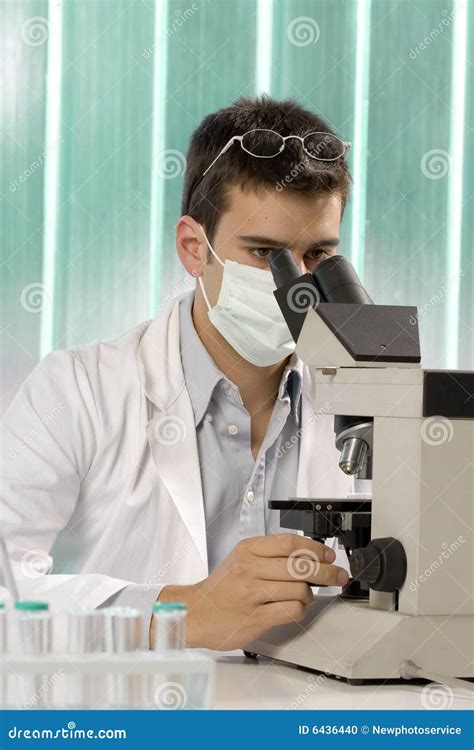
(1, 96, 354, 650)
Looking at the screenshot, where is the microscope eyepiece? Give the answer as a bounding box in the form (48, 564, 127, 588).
(312, 255, 373, 305)
(268, 248, 301, 287)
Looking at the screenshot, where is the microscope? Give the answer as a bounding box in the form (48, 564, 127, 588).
(244, 252, 473, 684)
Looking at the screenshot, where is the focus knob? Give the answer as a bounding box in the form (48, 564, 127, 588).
(350, 546, 381, 585)
(349, 537, 407, 593)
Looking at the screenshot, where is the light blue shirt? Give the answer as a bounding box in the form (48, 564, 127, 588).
(179, 290, 303, 572)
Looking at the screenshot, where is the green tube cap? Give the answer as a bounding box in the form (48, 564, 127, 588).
(152, 602, 187, 613)
(15, 600, 49, 611)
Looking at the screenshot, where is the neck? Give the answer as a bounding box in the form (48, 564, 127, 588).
(192, 288, 288, 416)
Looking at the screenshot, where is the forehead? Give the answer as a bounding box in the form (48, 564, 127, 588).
(218, 184, 342, 242)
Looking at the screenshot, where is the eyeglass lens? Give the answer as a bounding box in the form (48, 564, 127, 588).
(241, 129, 284, 157)
(241, 129, 345, 160)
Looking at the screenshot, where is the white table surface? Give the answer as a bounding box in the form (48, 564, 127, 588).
(212, 652, 474, 710)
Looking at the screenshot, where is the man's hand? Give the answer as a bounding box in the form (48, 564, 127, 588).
(151, 534, 349, 651)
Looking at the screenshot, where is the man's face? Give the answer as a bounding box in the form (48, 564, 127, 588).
(201, 184, 342, 307)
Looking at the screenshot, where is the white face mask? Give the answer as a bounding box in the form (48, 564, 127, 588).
(197, 227, 296, 367)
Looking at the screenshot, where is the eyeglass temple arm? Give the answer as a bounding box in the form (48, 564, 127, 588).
(202, 137, 240, 177)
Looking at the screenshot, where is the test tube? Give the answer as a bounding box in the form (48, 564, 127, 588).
(15, 601, 52, 708)
(150, 603, 188, 710)
(102, 607, 143, 708)
(66, 608, 105, 708)
(151, 602, 187, 651)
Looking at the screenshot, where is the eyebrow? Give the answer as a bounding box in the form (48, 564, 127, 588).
(237, 234, 340, 250)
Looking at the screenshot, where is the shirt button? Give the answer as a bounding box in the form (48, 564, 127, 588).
(246, 490, 255, 503)
(228, 424, 239, 436)
(220, 381, 229, 390)
(205, 413, 213, 423)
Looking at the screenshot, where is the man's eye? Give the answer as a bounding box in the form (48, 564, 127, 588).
(306, 248, 330, 261)
(250, 248, 273, 259)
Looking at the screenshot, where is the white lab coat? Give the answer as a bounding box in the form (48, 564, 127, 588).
(0, 291, 352, 614)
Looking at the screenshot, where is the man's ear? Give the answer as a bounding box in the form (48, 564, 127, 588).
(176, 216, 207, 278)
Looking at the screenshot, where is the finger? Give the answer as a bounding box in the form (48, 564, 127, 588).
(254, 556, 348, 587)
(255, 580, 313, 605)
(257, 600, 308, 629)
(241, 533, 336, 564)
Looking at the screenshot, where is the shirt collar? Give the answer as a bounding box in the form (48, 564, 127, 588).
(179, 289, 304, 427)
(179, 290, 225, 427)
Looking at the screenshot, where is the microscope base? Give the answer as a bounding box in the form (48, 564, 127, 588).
(244, 596, 473, 682)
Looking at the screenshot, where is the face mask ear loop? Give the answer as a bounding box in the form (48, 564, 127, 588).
(197, 276, 212, 311)
(200, 226, 225, 267)
(197, 226, 224, 311)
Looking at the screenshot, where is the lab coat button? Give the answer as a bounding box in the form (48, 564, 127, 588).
(246, 490, 255, 503)
(220, 381, 229, 390)
(205, 413, 213, 422)
(228, 424, 239, 435)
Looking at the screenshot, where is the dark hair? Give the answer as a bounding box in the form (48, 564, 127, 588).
(181, 95, 352, 245)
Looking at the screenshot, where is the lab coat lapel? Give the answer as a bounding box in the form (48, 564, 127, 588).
(138, 291, 208, 578)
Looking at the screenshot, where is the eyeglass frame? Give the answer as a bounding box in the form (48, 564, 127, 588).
(202, 128, 352, 178)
